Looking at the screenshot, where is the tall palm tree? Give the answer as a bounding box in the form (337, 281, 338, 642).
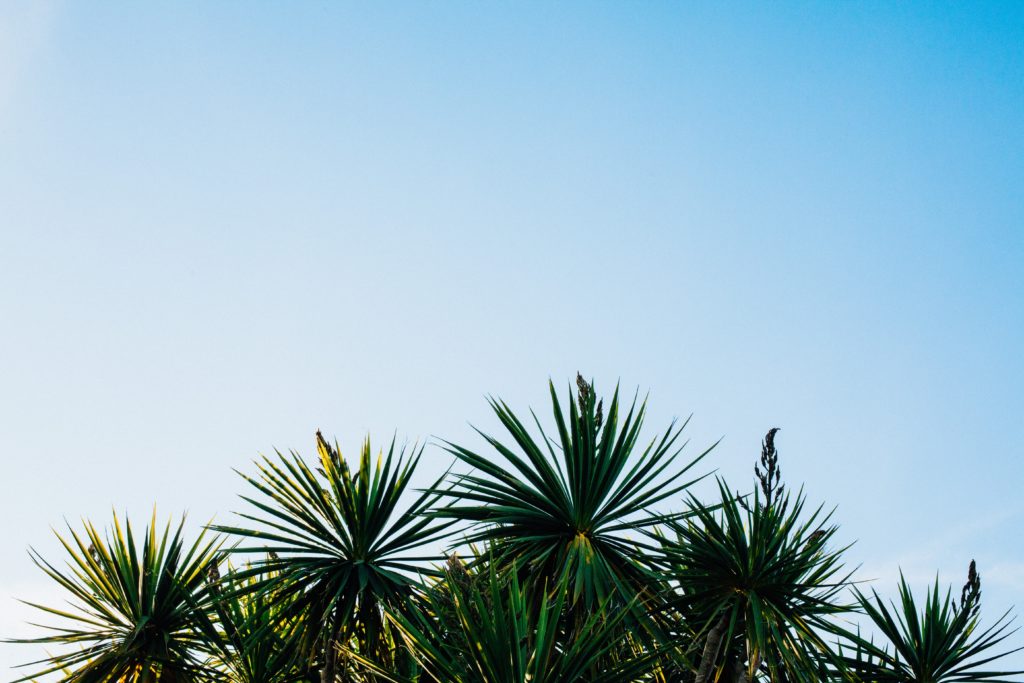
(842, 561, 1023, 683)
(437, 377, 716, 609)
(10, 512, 222, 683)
(214, 431, 452, 683)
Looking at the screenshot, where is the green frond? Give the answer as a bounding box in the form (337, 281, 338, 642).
(9, 512, 223, 683)
(213, 432, 454, 672)
(436, 379, 716, 609)
(656, 479, 855, 682)
(844, 563, 1024, 683)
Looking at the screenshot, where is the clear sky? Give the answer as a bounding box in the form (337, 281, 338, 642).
(1, 0, 1022, 676)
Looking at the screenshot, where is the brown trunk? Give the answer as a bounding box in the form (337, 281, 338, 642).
(731, 646, 761, 683)
(695, 612, 730, 683)
(321, 607, 345, 683)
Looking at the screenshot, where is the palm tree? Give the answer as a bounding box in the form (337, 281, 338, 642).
(10, 512, 222, 683)
(437, 376, 716, 610)
(654, 431, 854, 683)
(204, 561, 309, 683)
(843, 561, 1023, 683)
(213, 431, 452, 683)
(348, 561, 658, 683)
(7, 378, 1023, 683)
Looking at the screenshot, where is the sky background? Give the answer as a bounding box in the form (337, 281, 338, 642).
(1, 0, 1023, 676)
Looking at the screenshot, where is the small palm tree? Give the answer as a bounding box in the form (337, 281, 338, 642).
(655, 430, 853, 683)
(438, 376, 716, 609)
(349, 562, 658, 683)
(843, 561, 1023, 683)
(10, 512, 222, 683)
(214, 431, 452, 683)
(205, 561, 309, 683)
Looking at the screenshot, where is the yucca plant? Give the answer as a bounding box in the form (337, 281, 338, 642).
(349, 561, 658, 683)
(437, 376, 716, 609)
(10, 512, 222, 683)
(213, 431, 452, 683)
(843, 561, 1023, 683)
(8, 377, 1023, 683)
(204, 561, 308, 683)
(655, 431, 854, 683)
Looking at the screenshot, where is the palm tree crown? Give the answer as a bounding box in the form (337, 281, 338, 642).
(11, 512, 222, 683)
(437, 377, 716, 607)
(213, 432, 451, 682)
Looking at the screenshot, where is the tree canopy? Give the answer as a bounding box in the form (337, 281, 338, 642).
(9, 376, 1022, 683)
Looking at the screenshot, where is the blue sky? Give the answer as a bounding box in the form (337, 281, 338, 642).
(1, 0, 1022, 675)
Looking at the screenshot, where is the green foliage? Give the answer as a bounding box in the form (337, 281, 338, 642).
(843, 563, 1023, 683)
(212, 432, 452, 677)
(656, 477, 854, 682)
(205, 562, 308, 683)
(7, 378, 1023, 683)
(437, 377, 716, 607)
(349, 561, 657, 683)
(10, 513, 222, 683)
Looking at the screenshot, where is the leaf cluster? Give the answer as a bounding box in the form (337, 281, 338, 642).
(8, 377, 1023, 683)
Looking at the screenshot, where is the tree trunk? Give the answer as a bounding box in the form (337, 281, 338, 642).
(731, 659, 750, 683)
(321, 606, 345, 683)
(731, 646, 761, 683)
(734, 665, 750, 683)
(695, 613, 730, 683)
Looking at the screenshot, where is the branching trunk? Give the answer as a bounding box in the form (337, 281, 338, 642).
(695, 613, 730, 683)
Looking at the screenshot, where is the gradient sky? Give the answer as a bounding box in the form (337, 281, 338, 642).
(2, 1, 1023, 676)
